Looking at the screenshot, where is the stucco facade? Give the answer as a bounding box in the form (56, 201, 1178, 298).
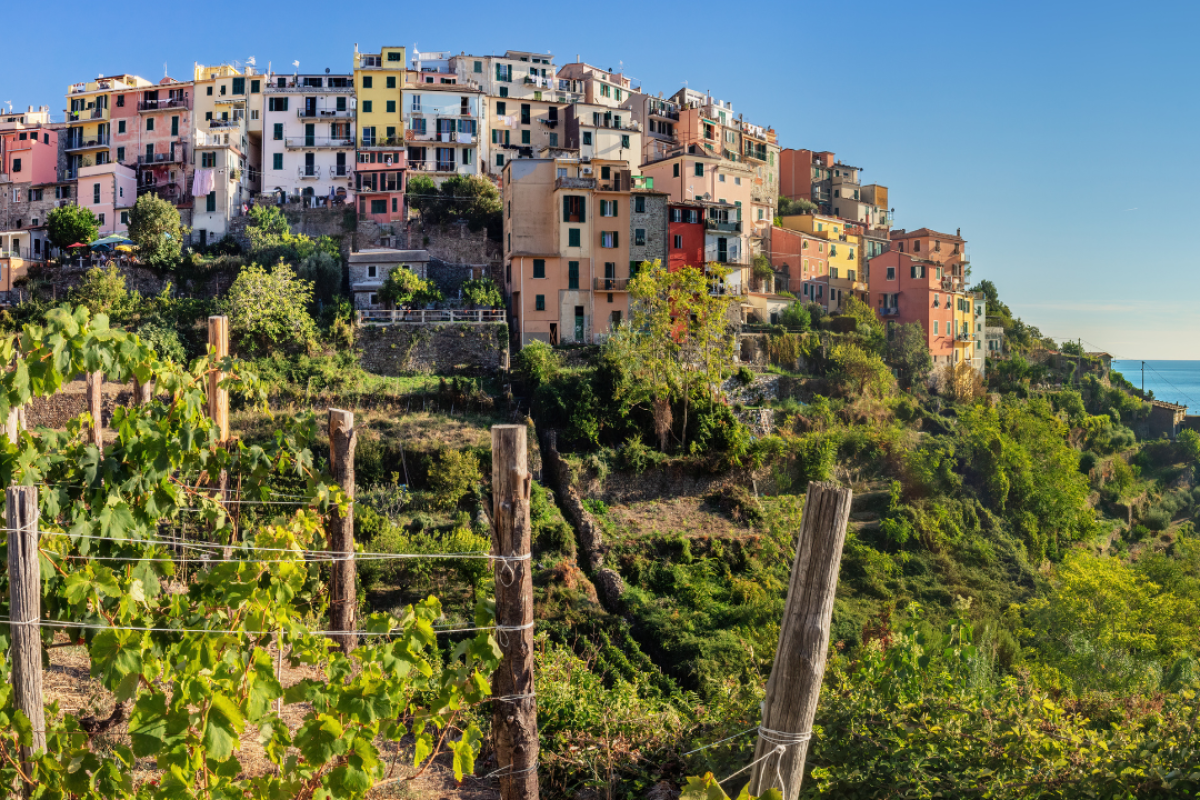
(403, 85, 481, 182)
(111, 79, 194, 210)
(262, 73, 356, 204)
(78, 162, 137, 234)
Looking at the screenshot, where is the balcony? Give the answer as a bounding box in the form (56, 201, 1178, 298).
(297, 165, 322, 179)
(139, 98, 189, 112)
(593, 277, 630, 291)
(137, 182, 183, 200)
(64, 135, 110, 152)
(138, 150, 185, 166)
(409, 160, 459, 173)
(330, 164, 351, 178)
(361, 136, 406, 148)
(555, 176, 596, 190)
(209, 118, 243, 130)
(297, 106, 354, 119)
(285, 137, 355, 149)
(265, 82, 354, 94)
(879, 306, 899, 316)
(705, 219, 741, 233)
(194, 131, 236, 148)
(650, 106, 680, 121)
(214, 95, 247, 105)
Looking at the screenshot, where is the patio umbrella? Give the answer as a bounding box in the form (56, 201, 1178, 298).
(91, 234, 132, 247)
(115, 245, 133, 252)
(67, 243, 87, 248)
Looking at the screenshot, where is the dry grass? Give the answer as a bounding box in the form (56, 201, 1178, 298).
(43, 636, 500, 799)
(601, 496, 748, 540)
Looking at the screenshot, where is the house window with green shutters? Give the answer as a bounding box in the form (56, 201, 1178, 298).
(562, 195, 586, 223)
(549, 133, 558, 147)
(496, 101, 506, 116)
(116, 147, 125, 163)
(273, 153, 283, 170)
(146, 117, 155, 131)
(362, 77, 372, 89)
(694, 163, 704, 177)
(601, 231, 618, 248)
(495, 154, 504, 167)
(533, 259, 545, 278)
(535, 294, 545, 311)
(201, 152, 216, 168)
(387, 100, 396, 113)
(232, 77, 245, 95)
(568, 261, 579, 289)
(474, 61, 482, 73)
(251, 79, 260, 93)
(568, 229, 581, 247)
(522, 130, 530, 144)
(363, 101, 373, 113)
(635, 196, 645, 213)
(388, 51, 402, 61)
(387, 76, 396, 89)
(206, 192, 216, 213)
(273, 123, 283, 140)
(622, 135, 630, 149)
(371, 199, 387, 214)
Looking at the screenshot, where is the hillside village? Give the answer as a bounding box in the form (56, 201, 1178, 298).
(0, 41, 1199, 800)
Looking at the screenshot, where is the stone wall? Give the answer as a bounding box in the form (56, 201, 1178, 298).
(629, 193, 668, 268)
(26, 379, 135, 430)
(404, 222, 504, 285)
(30, 259, 240, 300)
(357, 322, 509, 376)
(228, 204, 355, 252)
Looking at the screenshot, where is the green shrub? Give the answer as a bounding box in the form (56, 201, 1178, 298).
(1078, 451, 1099, 475)
(618, 434, 665, 474)
(427, 448, 482, 511)
(735, 366, 755, 385)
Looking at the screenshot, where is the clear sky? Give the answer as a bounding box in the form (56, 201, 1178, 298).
(2, 0, 1194, 359)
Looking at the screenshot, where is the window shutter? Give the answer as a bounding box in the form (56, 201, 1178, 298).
(563, 196, 570, 222)
(613, 200, 619, 216)
(578, 197, 586, 222)
(612, 230, 619, 248)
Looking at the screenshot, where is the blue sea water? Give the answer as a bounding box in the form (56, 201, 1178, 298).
(1111, 360, 1200, 409)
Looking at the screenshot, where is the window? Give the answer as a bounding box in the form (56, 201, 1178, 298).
(567, 261, 579, 290)
(887, 266, 895, 280)
(98, 213, 105, 227)
(533, 259, 546, 278)
(600, 199, 618, 217)
(12, 158, 21, 173)
(635, 228, 646, 246)
(120, 211, 129, 226)
(117, 120, 126, 134)
(521, 130, 530, 144)
(601, 231, 618, 248)
(562, 195, 586, 222)
(568, 228, 581, 247)
(582, 131, 592, 146)
(205, 111, 212, 121)
(207, 86, 213, 96)
(718, 174, 725, 183)
(386, 100, 395, 113)
(621, 134, 630, 149)
(387, 51, 402, 62)
(268, 97, 288, 112)
(474, 60, 482, 73)
(673, 234, 682, 249)
(914, 240, 921, 252)
(273, 123, 283, 140)
(495, 154, 505, 167)
(933, 320, 939, 335)
(371, 199, 387, 214)
(634, 196, 646, 214)
(363, 101, 373, 113)
(201, 152, 216, 168)
(601, 166, 611, 180)
(735, 177, 741, 185)
(910, 265, 924, 279)
(694, 163, 703, 177)
(362, 76, 373, 89)
(495, 101, 506, 116)
(93, 183, 100, 204)
(499, 86, 508, 97)
(535, 294, 545, 311)
(549, 132, 558, 147)
(758, 208, 764, 220)
(386, 76, 396, 89)
(521, 103, 531, 124)
(116, 146, 126, 162)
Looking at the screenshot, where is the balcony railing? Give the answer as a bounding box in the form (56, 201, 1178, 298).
(195, 132, 236, 148)
(705, 219, 741, 233)
(65, 136, 110, 152)
(285, 137, 355, 149)
(265, 82, 354, 93)
(137, 150, 185, 165)
(409, 160, 460, 173)
(361, 136, 405, 148)
(297, 107, 354, 118)
(593, 277, 630, 291)
(358, 309, 506, 324)
(139, 98, 189, 112)
(556, 176, 596, 190)
(209, 118, 243, 129)
(137, 182, 183, 199)
(330, 165, 351, 178)
(879, 306, 899, 316)
(297, 165, 322, 179)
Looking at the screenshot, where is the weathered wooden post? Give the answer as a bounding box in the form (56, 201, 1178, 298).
(207, 316, 230, 441)
(86, 370, 103, 452)
(491, 424, 539, 800)
(328, 408, 357, 653)
(133, 377, 153, 406)
(747, 481, 852, 800)
(5, 354, 24, 444)
(7, 485, 45, 791)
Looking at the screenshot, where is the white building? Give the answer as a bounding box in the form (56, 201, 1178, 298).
(262, 73, 356, 204)
(404, 85, 482, 182)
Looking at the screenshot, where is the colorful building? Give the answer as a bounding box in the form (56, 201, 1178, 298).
(192, 63, 264, 245)
(354, 44, 406, 149)
(262, 71, 356, 206)
(402, 83, 481, 181)
(65, 75, 150, 180)
(502, 156, 636, 346)
(111, 78, 194, 211)
(776, 214, 865, 312)
(768, 225, 829, 303)
(78, 161, 137, 234)
(667, 201, 705, 272)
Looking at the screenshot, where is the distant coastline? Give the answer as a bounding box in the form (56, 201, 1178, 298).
(1111, 360, 1200, 408)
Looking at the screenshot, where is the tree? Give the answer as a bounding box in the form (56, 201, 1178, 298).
(832, 341, 894, 398)
(778, 196, 818, 216)
(605, 260, 736, 451)
(407, 175, 502, 239)
(885, 322, 933, 390)
(295, 249, 342, 305)
(128, 193, 185, 269)
(840, 295, 886, 354)
(378, 268, 442, 308)
(245, 204, 291, 251)
(460, 277, 502, 308)
(46, 204, 99, 255)
(221, 262, 317, 355)
(941, 360, 984, 403)
(778, 301, 811, 332)
(68, 265, 137, 325)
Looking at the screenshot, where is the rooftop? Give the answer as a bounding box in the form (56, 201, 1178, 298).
(349, 249, 430, 263)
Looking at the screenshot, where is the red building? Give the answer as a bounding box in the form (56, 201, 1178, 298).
(112, 78, 194, 210)
(355, 147, 406, 223)
(0, 127, 58, 186)
(667, 200, 704, 271)
(769, 225, 832, 306)
(868, 250, 959, 364)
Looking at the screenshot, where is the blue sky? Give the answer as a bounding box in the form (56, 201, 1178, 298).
(2, 0, 1194, 358)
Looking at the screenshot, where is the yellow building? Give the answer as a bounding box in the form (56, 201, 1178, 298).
(354, 45, 406, 148)
(777, 213, 866, 311)
(64, 74, 150, 179)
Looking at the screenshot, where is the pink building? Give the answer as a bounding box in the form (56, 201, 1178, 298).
(0, 127, 59, 185)
(355, 146, 406, 223)
(78, 162, 137, 234)
(112, 79, 193, 209)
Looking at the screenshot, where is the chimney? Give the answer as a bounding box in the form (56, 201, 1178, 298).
(956, 227, 961, 237)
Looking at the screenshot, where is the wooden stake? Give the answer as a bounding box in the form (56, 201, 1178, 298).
(133, 377, 153, 406)
(748, 481, 852, 800)
(328, 408, 357, 653)
(7, 485, 46, 786)
(207, 316, 229, 442)
(86, 370, 103, 452)
(491, 424, 539, 800)
(5, 405, 24, 445)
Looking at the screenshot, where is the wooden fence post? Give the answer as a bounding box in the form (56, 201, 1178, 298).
(5, 405, 24, 445)
(207, 316, 229, 442)
(7, 485, 45, 788)
(491, 424, 539, 800)
(328, 408, 357, 653)
(86, 370, 103, 452)
(747, 481, 852, 800)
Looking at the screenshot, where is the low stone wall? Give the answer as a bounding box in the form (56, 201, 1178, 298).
(593, 464, 758, 506)
(540, 431, 605, 572)
(26, 379, 136, 430)
(357, 322, 509, 376)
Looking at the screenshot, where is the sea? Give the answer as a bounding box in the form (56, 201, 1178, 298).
(1111, 360, 1200, 409)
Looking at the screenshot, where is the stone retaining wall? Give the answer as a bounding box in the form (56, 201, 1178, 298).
(26, 379, 136, 430)
(357, 322, 509, 376)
